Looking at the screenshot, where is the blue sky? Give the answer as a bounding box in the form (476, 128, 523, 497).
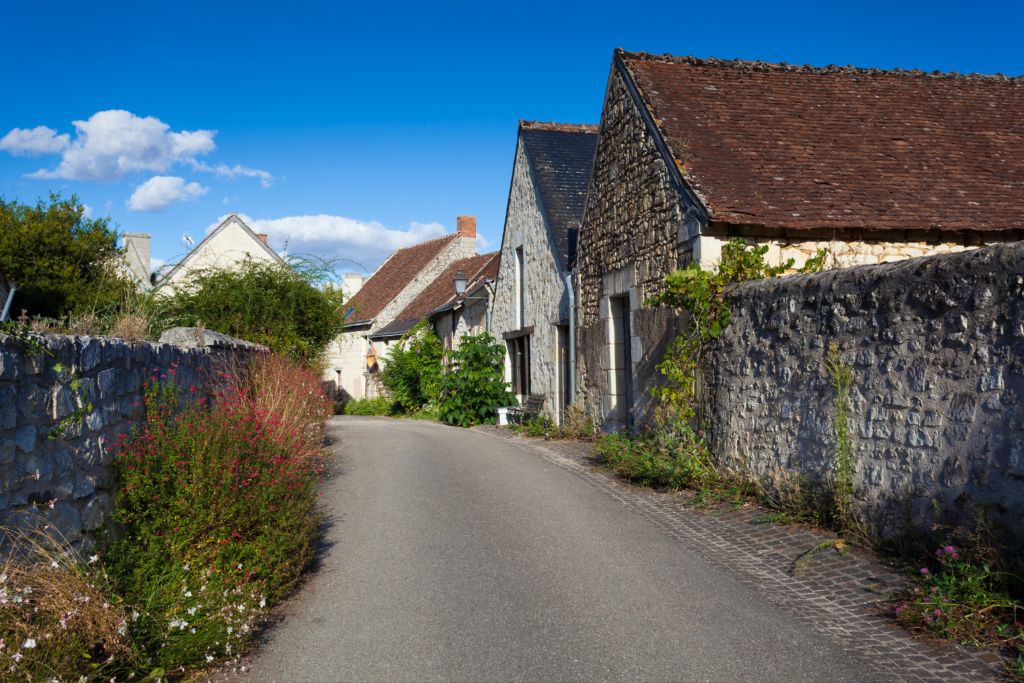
(2, 0, 1021, 276)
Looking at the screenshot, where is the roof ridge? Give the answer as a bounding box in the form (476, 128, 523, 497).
(396, 232, 459, 251)
(616, 48, 1024, 83)
(520, 120, 599, 134)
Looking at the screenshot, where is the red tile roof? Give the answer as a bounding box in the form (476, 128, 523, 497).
(393, 251, 500, 322)
(619, 49, 1024, 231)
(346, 233, 458, 323)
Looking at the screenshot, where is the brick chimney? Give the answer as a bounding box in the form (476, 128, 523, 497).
(457, 216, 476, 238)
(456, 216, 476, 258)
(255, 233, 268, 246)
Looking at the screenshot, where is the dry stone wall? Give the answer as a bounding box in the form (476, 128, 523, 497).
(704, 242, 1024, 536)
(0, 329, 261, 552)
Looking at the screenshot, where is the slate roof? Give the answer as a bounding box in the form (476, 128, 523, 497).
(371, 252, 500, 337)
(618, 49, 1024, 231)
(519, 121, 598, 268)
(346, 234, 459, 324)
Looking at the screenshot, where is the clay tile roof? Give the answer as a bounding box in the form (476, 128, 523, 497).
(390, 251, 500, 325)
(618, 49, 1024, 231)
(519, 121, 598, 268)
(347, 233, 458, 323)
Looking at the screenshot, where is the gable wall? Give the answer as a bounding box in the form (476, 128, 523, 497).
(162, 222, 277, 296)
(574, 66, 685, 429)
(491, 138, 571, 418)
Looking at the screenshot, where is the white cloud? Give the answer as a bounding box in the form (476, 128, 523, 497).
(205, 213, 449, 271)
(222, 196, 230, 204)
(476, 234, 492, 250)
(81, 204, 93, 219)
(10, 110, 216, 182)
(127, 176, 209, 212)
(0, 126, 71, 156)
(150, 257, 167, 273)
(195, 162, 274, 188)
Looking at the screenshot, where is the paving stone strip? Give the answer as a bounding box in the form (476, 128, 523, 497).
(472, 426, 1008, 683)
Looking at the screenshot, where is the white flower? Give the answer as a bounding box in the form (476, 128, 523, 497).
(183, 564, 190, 571)
(190, 628, 196, 634)
(179, 621, 188, 630)
(259, 598, 266, 608)
(187, 607, 197, 616)
(12, 652, 23, 662)
(226, 626, 233, 635)
(237, 563, 243, 570)
(206, 655, 214, 663)
(22, 639, 36, 649)
(226, 645, 232, 653)
(132, 610, 140, 621)
(0, 574, 6, 583)
(50, 561, 58, 569)
(22, 587, 32, 594)
(88, 555, 98, 564)
(184, 591, 192, 597)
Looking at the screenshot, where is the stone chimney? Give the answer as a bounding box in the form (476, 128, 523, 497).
(342, 272, 365, 298)
(123, 232, 151, 285)
(255, 233, 269, 246)
(456, 215, 476, 257)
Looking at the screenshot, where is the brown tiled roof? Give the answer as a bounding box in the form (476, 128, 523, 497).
(393, 251, 500, 322)
(346, 233, 458, 323)
(619, 49, 1024, 231)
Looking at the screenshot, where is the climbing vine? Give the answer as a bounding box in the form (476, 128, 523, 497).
(644, 238, 827, 420)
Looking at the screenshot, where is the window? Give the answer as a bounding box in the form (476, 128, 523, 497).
(515, 246, 525, 329)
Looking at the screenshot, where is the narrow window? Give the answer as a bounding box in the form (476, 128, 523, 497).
(515, 246, 525, 329)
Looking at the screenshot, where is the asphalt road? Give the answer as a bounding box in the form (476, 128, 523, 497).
(242, 416, 882, 682)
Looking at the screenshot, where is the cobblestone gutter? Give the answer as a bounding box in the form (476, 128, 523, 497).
(705, 241, 1024, 538)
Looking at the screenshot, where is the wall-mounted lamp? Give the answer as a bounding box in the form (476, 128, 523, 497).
(453, 269, 467, 297)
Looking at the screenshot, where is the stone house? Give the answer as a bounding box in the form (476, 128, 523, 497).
(156, 213, 285, 296)
(575, 48, 1024, 431)
(490, 121, 598, 422)
(325, 217, 478, 400)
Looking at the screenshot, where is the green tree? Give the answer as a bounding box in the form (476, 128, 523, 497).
(437, 332, 516, 427)
(0, 192, 124, 318)
(158, 257, 345, 360)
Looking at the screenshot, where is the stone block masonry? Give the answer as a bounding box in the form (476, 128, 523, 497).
(704, 241, 1024, 537)
(0, 329, 263, 552)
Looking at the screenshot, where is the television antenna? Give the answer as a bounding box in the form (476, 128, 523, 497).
(181, 232, 194, 249)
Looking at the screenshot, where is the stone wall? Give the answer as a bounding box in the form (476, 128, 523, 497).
(695, 224, 1024, 271)
(575, 65, 686, 429)
(0, 329, 261, 552)
(704, 242, 1024, 536)
(491, 136, 571, 419)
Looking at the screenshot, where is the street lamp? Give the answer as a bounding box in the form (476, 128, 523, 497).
(453, 268, 467, 297)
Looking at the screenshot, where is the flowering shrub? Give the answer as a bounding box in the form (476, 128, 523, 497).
(437, 333, 515, 427)
(379, 321, 443, 413)
(0, 525, 134, 681)
(103, 354, 329, 672)
(890, 533, 1024, 677)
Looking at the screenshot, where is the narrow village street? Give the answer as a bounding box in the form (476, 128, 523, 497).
(233, 416, 987, 683)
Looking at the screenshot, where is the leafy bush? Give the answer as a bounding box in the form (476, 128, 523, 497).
(342, 396, 395, 416)
(157, 257, 345, 360)
(104, 354, 328, 672)
(595, 421, 754, 508)
(379, 321, 443, 413)
(437, 333, 516, 427)
(0, 192, 127, 319)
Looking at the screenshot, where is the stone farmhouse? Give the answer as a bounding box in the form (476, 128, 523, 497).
(491, 121, 598, 422)
(156, 213, 285, 296)
(574, 48, 1024, 431)
(370, 251, 499, 352)
(326, 217, 477, 400)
